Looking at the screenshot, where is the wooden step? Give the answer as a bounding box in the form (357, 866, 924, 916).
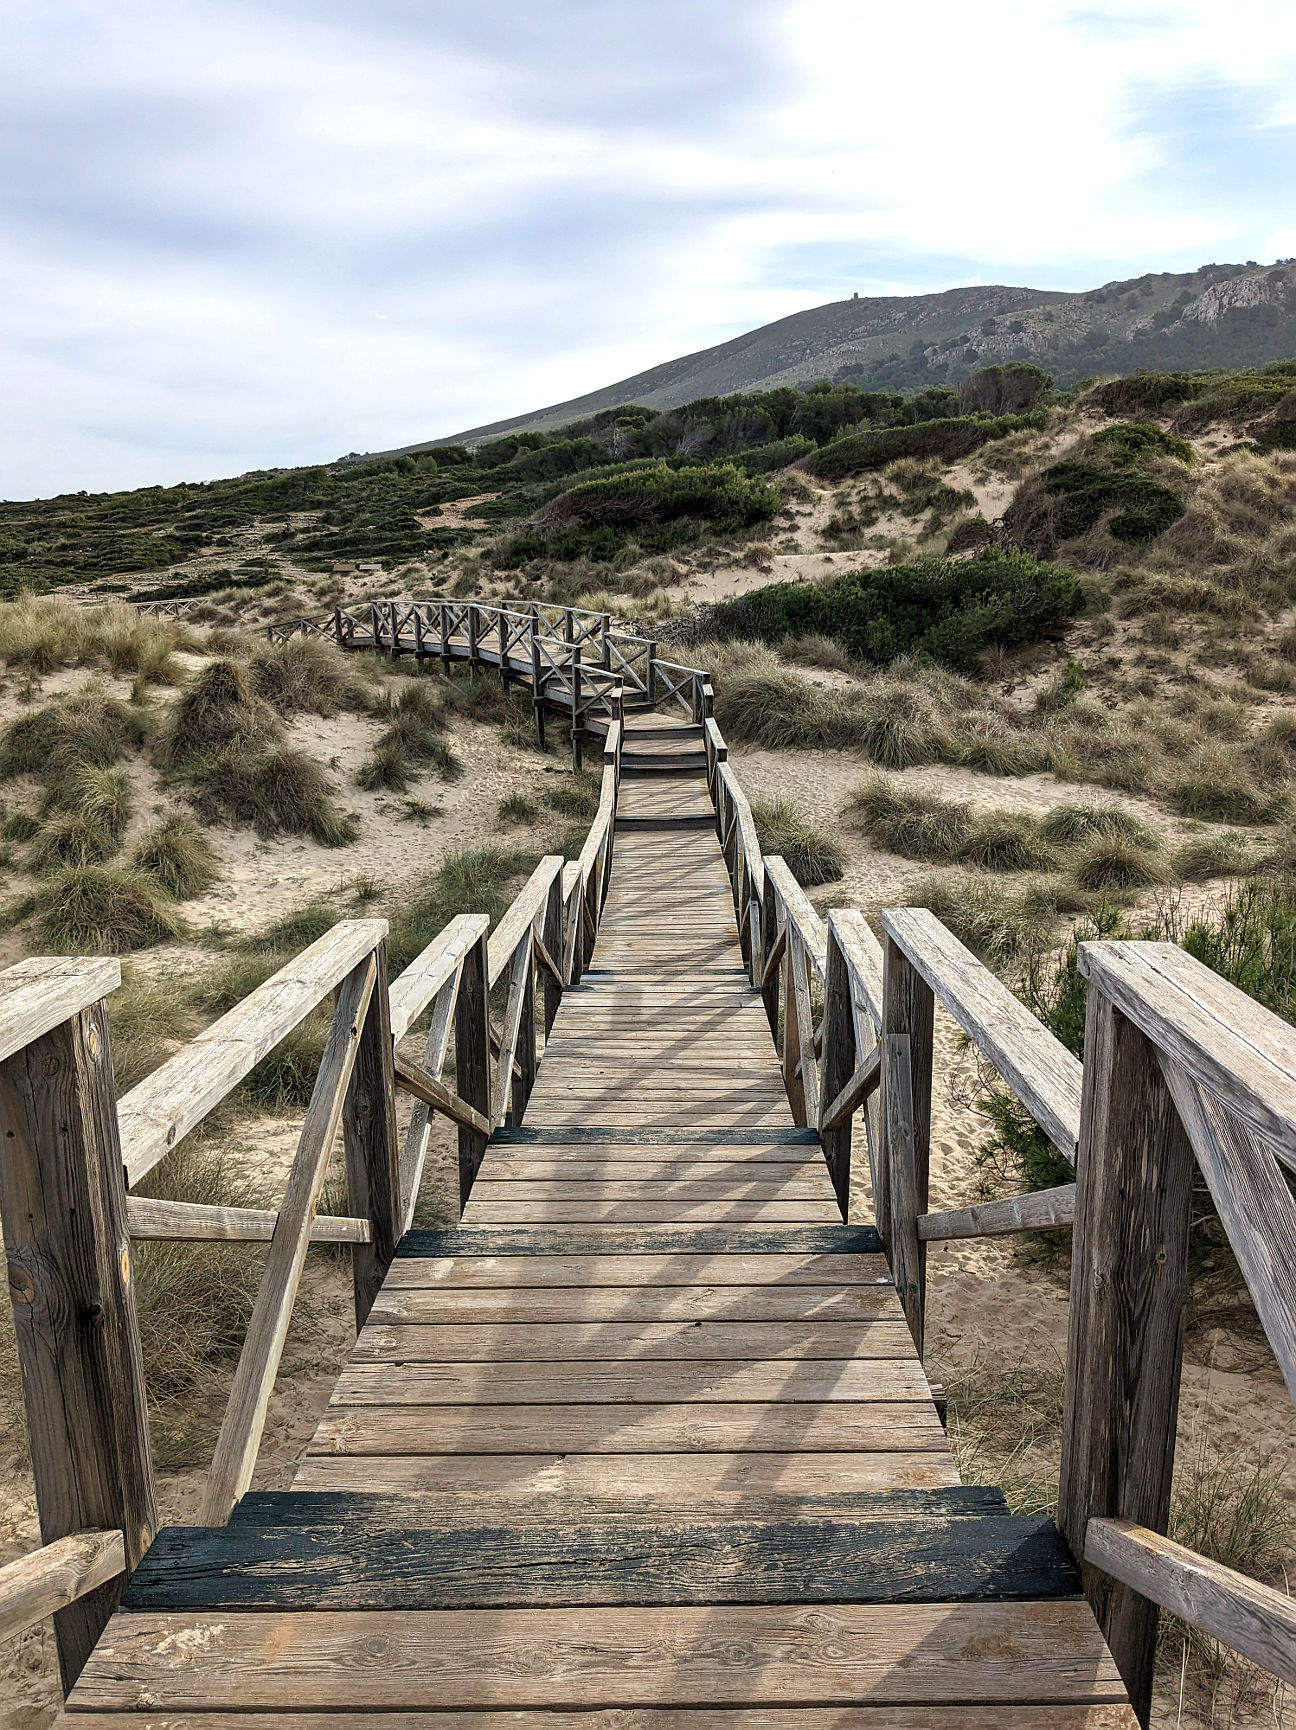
(395, 1224, 882, 1259)
(124, 1512, 1078, 1611)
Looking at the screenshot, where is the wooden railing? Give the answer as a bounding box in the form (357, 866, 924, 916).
(704, 708, 1296, 1724)
(0, 733, 623, 1685)
(267, 597, 710, 761)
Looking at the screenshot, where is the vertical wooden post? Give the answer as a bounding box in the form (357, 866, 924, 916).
(467, 605, 479, 681)
(454, 931, 491, 1212)
(530, 612, 547, 751)
(498, 611, 509, 690)
(333, 604, 344, 648)
(571, 663, 583, 771)
(600, 613, 612, 671)
(646, 640, 657, 706)
(781, 929, 807, 1127)
(880, 935, 934, 1356)
(342, 939, 401, 1329)
(761, 863, 780, 1036)
(541, 868, 563, 1037)
(819, 923, 855, 1220)
(1058, 981, 1195, 1726)
(512, 940, 538, 1124)
(413, 606, 426, 668)
(439, 602, 451, 675)
(0, 975, 157, 1691)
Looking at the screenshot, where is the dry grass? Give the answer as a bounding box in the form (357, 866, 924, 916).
(131, 812, 221, 899)
(0, 594, 190, 680)
(1069, 834, 1172, 890)
(751, 796, 846, 887)
(7, 864, 184, 952)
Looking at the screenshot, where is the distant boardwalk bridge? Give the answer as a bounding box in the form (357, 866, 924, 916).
(2, 598, 1295, 1725)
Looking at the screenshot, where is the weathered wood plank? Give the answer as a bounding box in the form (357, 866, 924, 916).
(1085, 1516, 1296, 1687)
(387, 914, 487, 1042)
(70, 1602, 1130, 1710)
(883, 908, 1082, 1163)
(343, 939, 401, 1329)
(55, 1709, 1141, 1727)
(918, 1184, 1077, 1241)
(305, 1401, 942, 1456)
(198, 953, 378, 1526)
(0, 1529, 124, 1647)
(393, 1048, 491, 1135)
(382, 1251, 892, 1287)
(462, 1200, 844, 1224)
(118, 919, 386, 1186)
(365, 1284, 901, 1324)
(0, 956, 119, 1064)
(351, 1319, 917, 1362)
(487, 857, 564, 989)
(880, 936, 934, 1356)
(124, 1196, 371, 1244)
(397, 1224, 880, 1254)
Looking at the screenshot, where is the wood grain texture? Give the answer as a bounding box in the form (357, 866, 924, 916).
(387, 914, 486, 1042)
(350, 1319, 917, 1362)
(53, 1709, 1140, 1728)
(364, 1283, 901, 1326)
(918, 1184, 1076, 1242)
(1085, 1517, 1296, 1687)
(0, 1529, 124, 1646)
(70, 1603, 1129, 1711)
(1058, 985, 1195, 1725)
(0, 997, 156, 1688)
(124, 1197, 371, 1245)
(0, 956, 119, 1065)
(118, 918, 386, 1187)
(883, 908, 1081, 1163)
(343, 939, 401, 1328)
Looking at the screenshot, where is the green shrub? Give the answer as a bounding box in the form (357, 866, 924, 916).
(190, 743, 359, 845)
(13, 865, 184, 952)
(843, 780, 970, 860)
(132, 813, 220, 898)
(751, 796, 846, 887)
(1090, 422, 1194, 465)
(1036, 462, 1185, 543)
(805, 413, 1046, 481)
(707, 548, 1080, 673)
(31, 810, 120, 872)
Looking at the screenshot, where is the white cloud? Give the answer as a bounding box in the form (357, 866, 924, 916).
(1, 0, 1295, 496)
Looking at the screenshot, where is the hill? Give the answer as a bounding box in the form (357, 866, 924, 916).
(372, 258, 1296, 456)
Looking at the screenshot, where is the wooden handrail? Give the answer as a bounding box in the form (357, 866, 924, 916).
(124, 1196, 372, 1244)
(918, 1183, 1077, 1241)
(0, 957, 120, 1064)
(763, 857, 828, 978)
(118, 918, 388, 1187)
(883, 907, 1082, 1164)
(389, 913, 488, 1041)
(0, 1531, 125, 1647)
(488, 857, 564, 989)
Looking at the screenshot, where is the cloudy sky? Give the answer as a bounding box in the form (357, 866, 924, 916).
(4, 0, 1296, 499)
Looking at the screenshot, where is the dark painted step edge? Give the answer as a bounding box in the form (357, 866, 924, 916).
(396, 1224, 882, 1257)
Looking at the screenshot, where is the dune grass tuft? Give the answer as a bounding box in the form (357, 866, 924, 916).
(959, 812, 1060, 873)
(388, 845, 540, 974)
(157, 658, 278, 768)
(248, 635, 374, 717)
(1069, 834, 1171, 890)
(30, 809, 122, 872)
(752, 796, 847, 887)
(843, 780, 971, 861)
(191, 743, 359, 846)
(1173, 831, 1253, 881)
(905, 872, 1050, 968)
(11, 864, 184, 952)
(1169, 745, 1287, 825)
(1038, 802, 1155, 848)
(498, 792, 539, 825)
(0, 595, 189, 681)
(358, 682, 457, 790)
(132, 813, 221, 899)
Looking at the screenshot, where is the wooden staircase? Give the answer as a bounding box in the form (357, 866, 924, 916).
(56, 712, 1136, 1725)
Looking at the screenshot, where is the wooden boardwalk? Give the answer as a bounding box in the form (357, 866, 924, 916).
(56, 714, 1136, 1725)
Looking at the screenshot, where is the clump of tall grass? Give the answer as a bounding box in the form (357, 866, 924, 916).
(156, 659, 279, 767)
(1038, 802, 1155, 848)
(905, 872, 1052, 968)
(190, 743, 359, 846)
(498, 792, 539, 825)
(0, 687, 149, 789)
(357, 683, 457, 791)
(844, 780, 971, 861)
(8, 865, 184, 952)
(544, 772, 601, 820)
(752, 796, 846, 887)
(106, 963, 203, 1093)
(131, 813, 220, 899)
(247, 635, 374, 717)
(959, 813, 1060, 873)
(1069, 834, 1171, 890)
(1172, 832, 1252, 881)
(1169, 745, 1287, 825)
(387, 845, 539, 974)
(0, 594, 189, 681)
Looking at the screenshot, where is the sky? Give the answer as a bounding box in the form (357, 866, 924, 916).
(4, 0, 1296, 499)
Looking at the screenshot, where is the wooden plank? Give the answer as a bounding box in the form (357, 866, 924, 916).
(124, 1514, 1079, 1610)
(1058, 981, 1196, 1725)
(1078, 940, 1296, 1161)
(387, 914, 487, 1042)
(880, 935, 934, 1356)
(0, 1529, 125, 1647)
(1086, 1516, 1296, 1687)
(382, 1251, 892, 1287)
(0, 956, 119, 1064)
(118, 918, 387, 1186)
(820, 1045, 882, 1136)
(0, 992, 157, 1689)
(764, 858, 828, 976)
(468, 1178, 832, 1199)
(487, 857, 564, 989)
(366, 1284, 902, 1324)
(306, 1401, 942, 1456)
(397, 1225, 880, 1254)
(343, 938, 401, 1328)
(125, 1196, 371, 1244)
(397, 964, 460, 1235)
(918, 1183, 1077, 1241)
(461, 1201, 843, 1224)
(55, 1709, 1141, 1728)
(70, 1602, 1130, 1710)
(329, 1357, 932, 1405)
(352, 1320, 916, 1362)
(1159, 1057, 1296, 1406)
(198, 953, 378, 1526)
(883, 908, 1082, 1163)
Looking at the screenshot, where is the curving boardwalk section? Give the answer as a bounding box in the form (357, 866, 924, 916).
(58, 715, 1135, 1725)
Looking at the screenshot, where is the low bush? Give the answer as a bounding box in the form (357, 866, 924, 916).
(11, 865, 184, 952)
(805, 413, 1047, 482)
(751, 796, 846, 887)
(248, 635, 374, 717)
(0, 688, 148, 790)
(707, 548, 1081, 673)
(132, 813, 220, 898)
